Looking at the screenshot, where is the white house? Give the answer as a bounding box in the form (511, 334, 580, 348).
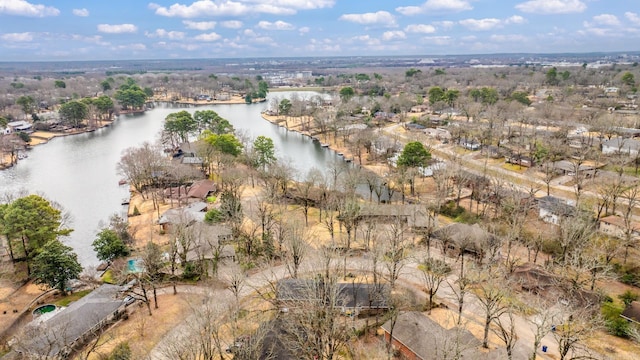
(6, 120, 33, 133)
(538, 196, 575, 225)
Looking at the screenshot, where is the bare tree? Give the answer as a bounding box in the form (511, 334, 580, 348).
(473, 271, 511, 348)
(492, 308, 519, 360)
(382, 216, 410, 289)
(284, 220, 309, 279)
(553, 308, 602, 360)
(419, 257, 452, 314)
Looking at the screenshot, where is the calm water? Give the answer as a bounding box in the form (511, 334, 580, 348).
(0, 91, 342, 267)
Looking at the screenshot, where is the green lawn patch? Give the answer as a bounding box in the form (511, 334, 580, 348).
(55, 289, 92, 307)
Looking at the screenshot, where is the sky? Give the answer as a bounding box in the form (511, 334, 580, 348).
(1, 0, 639, 61)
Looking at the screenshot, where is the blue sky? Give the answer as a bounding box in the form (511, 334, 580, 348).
(1, 0, 639, 61)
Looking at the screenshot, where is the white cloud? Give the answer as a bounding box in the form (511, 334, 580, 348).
(382, 30, 406, 41)
(490, 34, 527, 42)
(423, 36, 452, 45)
(405, 24, 436, 34)
(72, 8, 89, 17)
(150, 0, 334, 18)
(515, 0, 586, 15)
(70, 34, 109, 46)
(299, 26, 310, 34)
(1, 32, 33, 42)
(257, 20, 295, 30)
(592, 14, 620, 27)
(505, 15, 527, 24)
(626, 12, 640, 25)
(351, 35, 381, 46)
(145, 29, 186, 39)
(194, 32, 222, 41)
(396, 0, 472, 16)
(459, 18, 502, 31)
(0, 0, 59, 17)
(243, 29, 257, 37)
(221, 20, 243, 29)
(97, 24, 138, 34)
(434, 20, 455, 30)
(183, 20, 216, 30)
(339, 11, 396, 27)
(114, 43, 147, 51)
(150, 1, 248, 18)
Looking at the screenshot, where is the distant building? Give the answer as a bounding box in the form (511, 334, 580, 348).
(538, 196, 575, 225)
(599, 215, 640, 240)
(602, 138, 640, 157)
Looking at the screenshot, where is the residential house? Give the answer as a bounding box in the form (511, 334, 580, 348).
(405, 123, 426, 132)
(186, 223, 236, 265)
(599, 215, 640, 240)
(432, 223, 496, 260)
(552, 160, 597, 177)
(187, 179, 217, 200)
(16, 284, 128, 359)
(505, 153, 534, 167)
(510, 263, 600, 306)
(356, 204, 434, 229)
(6, 120, 33, 133)
(458, 138, 480, 151)
(538, 196, 575, 225)
(424, 127, 451, 141)
(482, 145, 503, 159)
(276, 279, 391, 317)
(157, 201, 207, 231)
(602, 137, 640, 157)
(381, 311, 486, 360)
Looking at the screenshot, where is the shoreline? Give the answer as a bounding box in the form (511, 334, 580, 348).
(260, 112, 391, 178)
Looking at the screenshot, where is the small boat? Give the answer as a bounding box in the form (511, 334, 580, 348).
(118, 179, 127, 186)
(321, 143, 329, 148)
(121, 198, 130, 205)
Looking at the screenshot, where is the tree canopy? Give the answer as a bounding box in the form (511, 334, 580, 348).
(114, 79, 148, 110)
(164, 110, 197, 145)
(32, 240, 82, 293)
(253, 135, 276, 170)
(92, 228, 130, 263)
(194, 110, 234, 134)
(397, 141, 431, 168)
(201, 131, 243, 157)
(339, 87, 355, 102)
(0, 195, 72, 268)
(16, 95, 35, 118)
(59, 100, 89, 128)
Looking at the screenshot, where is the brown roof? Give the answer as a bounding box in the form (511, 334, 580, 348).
(600, 215, 640, 232)
(622, 301, 640, 323)
(187, 179, 216, 199)
(381, 311, 483, 360)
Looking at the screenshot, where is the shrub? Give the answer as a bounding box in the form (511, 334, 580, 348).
(619, 290, 639, 306)
(131, 206, 140, 216)
(204, 208, 223, 224)
(602, 301, 631, 338)
(108, 342, 132, 360)
(439, 201, 465, 218)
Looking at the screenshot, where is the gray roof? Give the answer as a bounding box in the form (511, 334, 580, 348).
(158, 201, 207, 225)
(19, 284, 126, 357)
(537, 196, 575, 216)
(602, 137, 640, 152)
(276, 279, 390, 309)
(432, 223, 494, 253)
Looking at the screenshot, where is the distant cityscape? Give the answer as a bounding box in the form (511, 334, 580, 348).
(2, 52, 639, 77)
